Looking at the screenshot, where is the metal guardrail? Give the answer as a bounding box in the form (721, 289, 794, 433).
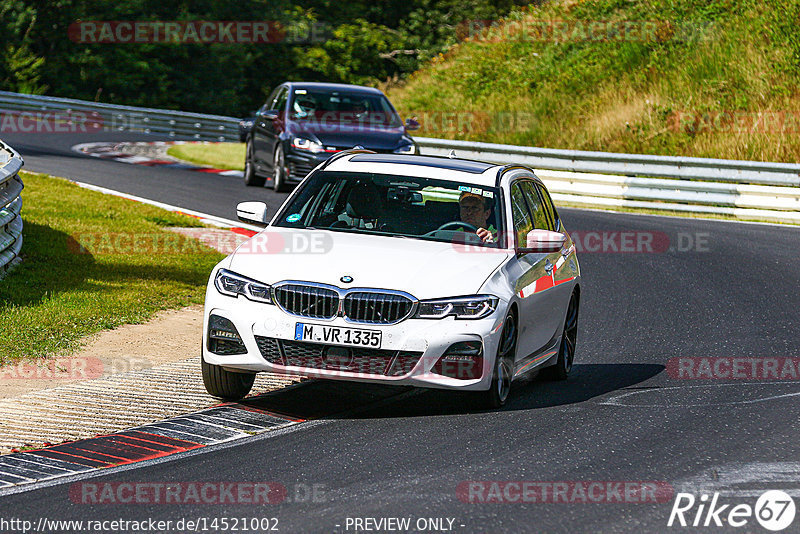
(416, 138, 800, 223)
(416, 137, 800, 187)
(1, 90, 798, 223)
(0, 90, 239, 142)
(0, 139, 24, 278)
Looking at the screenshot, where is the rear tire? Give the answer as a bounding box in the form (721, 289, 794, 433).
(244, 139, 265, 187)
(202, 356, 255, 400)
(272, 144, 289, 192)
(542, 292, 579, 381)
(477, 310, 516, 409)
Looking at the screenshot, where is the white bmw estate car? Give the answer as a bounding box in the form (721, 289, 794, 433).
(202, 151, 581, 408)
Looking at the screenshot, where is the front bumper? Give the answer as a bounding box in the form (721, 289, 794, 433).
(284, 149, 324, 182)
(284, 144, 418, 183)
(203, 287, 506, 392)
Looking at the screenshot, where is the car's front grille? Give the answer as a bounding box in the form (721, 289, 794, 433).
(272, 283, 416, 325)
(343, 292, 414, 324)
(387, 352, 424, 376)
(273, 284, 339, 320)
(208, 338, 247, 355)
(254, 336, 423, 376)
(255, 336, 282, 364)
(289, 161, 315, 180)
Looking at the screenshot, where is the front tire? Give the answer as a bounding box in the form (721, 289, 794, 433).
(477, 310, 516, 409)
(202, 356, 255, 400)
(272, 144, 289, 192)
(244, 139, 265, 187)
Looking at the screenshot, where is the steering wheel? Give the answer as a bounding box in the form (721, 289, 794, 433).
(434, 221, 479, 233)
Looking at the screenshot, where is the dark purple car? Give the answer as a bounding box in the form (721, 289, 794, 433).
(243, 82, 419, 191)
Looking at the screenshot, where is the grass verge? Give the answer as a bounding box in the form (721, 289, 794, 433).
(167, 142, 245, 170)
(387, 0, 800, 163)
(0, 171, 224, 365)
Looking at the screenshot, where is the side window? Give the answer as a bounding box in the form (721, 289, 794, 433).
(274, 88, 289, 113)
(510, 183, 533, 248)
(520, 181, 551, 230)
(262, 87, 280, 112)
(536, 183, 559, 230)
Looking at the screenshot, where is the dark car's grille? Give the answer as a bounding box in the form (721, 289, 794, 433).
(274, 284, 339, 320)
(289, 161, 315, 180)
(254, 336, 423, 376)
(343, 292, 414, 324)
(273, 283, 416, 325)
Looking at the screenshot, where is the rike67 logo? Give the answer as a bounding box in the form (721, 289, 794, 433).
(668, 490, 796, 531)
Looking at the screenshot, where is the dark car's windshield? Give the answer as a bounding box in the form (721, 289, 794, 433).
(276, 171, 504, 248)
(289, 89, 402, 127)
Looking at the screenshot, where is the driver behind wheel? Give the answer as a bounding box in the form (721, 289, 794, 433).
(459, 191, 496, 243)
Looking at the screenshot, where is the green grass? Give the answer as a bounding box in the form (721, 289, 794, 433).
(167, 142, 245, 170)
(387, 0, 800, 163)
(0, 172, 224, 365)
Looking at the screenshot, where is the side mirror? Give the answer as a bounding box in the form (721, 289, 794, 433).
(404, 117, 420, 131)
(236, 201, 269, 226)
(518, 229, 566, 254)
(257, 109, 279, 121)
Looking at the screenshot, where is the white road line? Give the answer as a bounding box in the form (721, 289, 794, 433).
(676, 462, 800, 497)
(69, 179, 262, 232)
(601, 382, 800, 407)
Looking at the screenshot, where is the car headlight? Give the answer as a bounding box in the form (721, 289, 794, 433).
(415, 295, 498, 320)
(214, 269, 273, 304)
(393, 143, 416, 155)
(292, 137, 324, 153)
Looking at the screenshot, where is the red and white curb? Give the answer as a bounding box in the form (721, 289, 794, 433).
(72, 141, 243, 177)
(0, 381, 409, 492)
(0, 403, 302, 490)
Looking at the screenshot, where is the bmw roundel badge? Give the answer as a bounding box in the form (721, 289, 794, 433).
(340, 275, 353, 284)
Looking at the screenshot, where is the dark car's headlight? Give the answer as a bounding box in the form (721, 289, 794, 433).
(292, 137, 325, 154)
(393, 143, 417, 155)
(214, 269, 273, 304)
(415, 295, 498, 319)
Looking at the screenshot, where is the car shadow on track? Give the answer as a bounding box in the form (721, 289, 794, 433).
(239, 363, 665, 420)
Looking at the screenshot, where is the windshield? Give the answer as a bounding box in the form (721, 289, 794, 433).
(275, 171, 504, 248)
(289, 89, 402, 127)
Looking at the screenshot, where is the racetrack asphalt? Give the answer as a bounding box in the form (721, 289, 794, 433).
(1, 131, 798, 533)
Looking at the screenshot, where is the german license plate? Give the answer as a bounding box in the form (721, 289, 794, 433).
(295, 323, 382, 348)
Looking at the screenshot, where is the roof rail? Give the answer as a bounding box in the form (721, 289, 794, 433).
(319, 148, 377, 170)
(494, 164, 533, 188)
